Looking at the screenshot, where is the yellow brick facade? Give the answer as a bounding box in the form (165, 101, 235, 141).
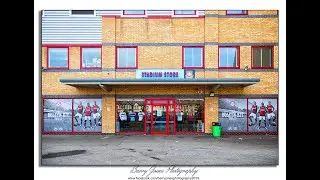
(42, 10, 278, 134)
(114, 18, 205, 43)
(205, 97, 218, 133)
(139, 46, 182, 68)
(205, 46, 218, 68)
(42, 47, 47, 69)
(249, 10, 278, 15)
(102, 97, 116, 133)
(69, 47, 80, 69)
(218, 18, 278, 43)
(102, 46, 116, 69)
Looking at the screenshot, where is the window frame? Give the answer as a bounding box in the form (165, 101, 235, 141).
(115, 46, 138, 69)
(116, 98, 146, 134)
(182, 46, 205, 69)
(226, 10, 248, 15)
(122, 10, 146, 16)
(173, 10, 197, 15)
(175, 98, 205, 134)
(218, 46, 240, 69)
(251, 46, 274, 69)
(47, 46, 69, 70)
(80, 46, 102, 70)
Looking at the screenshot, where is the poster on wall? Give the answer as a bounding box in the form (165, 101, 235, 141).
(43, 99, 72, 132)
(248, 99, 277, 132)
(218, 98, 247, 132)
(73, 99, 102, 132)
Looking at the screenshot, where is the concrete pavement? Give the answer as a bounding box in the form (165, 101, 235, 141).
(41, 134, 278, 166)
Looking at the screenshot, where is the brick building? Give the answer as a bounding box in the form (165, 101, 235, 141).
(41, 10, 279, 135)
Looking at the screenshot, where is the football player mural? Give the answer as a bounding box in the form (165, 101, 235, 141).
(219, 98, 278, 133)
(248, 99, 277, 132)
(73, 99, 102, 132)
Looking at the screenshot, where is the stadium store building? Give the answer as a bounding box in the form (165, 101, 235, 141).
(42, 69, 278, 135)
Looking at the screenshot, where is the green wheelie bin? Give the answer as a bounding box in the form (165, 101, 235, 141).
(212, 122, 221, 138)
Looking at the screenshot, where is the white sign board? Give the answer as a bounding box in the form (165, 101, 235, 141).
(136, 69, 185, 79)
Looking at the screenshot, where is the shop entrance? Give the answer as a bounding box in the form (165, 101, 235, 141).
(144, 98, 176, 135)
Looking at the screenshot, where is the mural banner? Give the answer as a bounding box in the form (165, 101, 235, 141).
(73, 99, 102, 132)
(43, 99, 72, 132)
(248, 99, 277, 132)
(218, 98, 247, 132)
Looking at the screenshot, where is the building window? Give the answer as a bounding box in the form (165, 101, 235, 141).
(226, 10, 248, 15)
(116, 99, 145, 133)
(48, 48, 69, 69)
(123, 10, 145, 15)
(252, 46, 273, 69)
(176, 99, 204, 133)
(219, 47, 240, 69)
(174, 10, 196, 15)
(182, 47, 204, 68)
(81, 47, 102, 69)
(71, 10, 95, 15)
(116, 47, 137, 69)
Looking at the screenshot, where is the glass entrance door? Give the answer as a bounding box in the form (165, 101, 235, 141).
(151, 105, 168, 135)
(144, 98, 176, 135)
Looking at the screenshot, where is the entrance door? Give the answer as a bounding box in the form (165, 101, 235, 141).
(144, 99, 176, 135)
(151, 105, 168, 135)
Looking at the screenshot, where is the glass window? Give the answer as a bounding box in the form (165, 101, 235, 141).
(176, 99, 204, 133)
(123, 10, 145, 15)
(117, 47, 137, 68)
(48, 48, 68, 68)
(252, 47, 273, 68)
(71, 10, 95, 15)
(81, 48, 101, 68)
(183, 47, 203, 68)
(174, 10, 196, 15)
(226, 10, 247, 15)
(116, 99, 145, 133)
(219, 47, 239, 68)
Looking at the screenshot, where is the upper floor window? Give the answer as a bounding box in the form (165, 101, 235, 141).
(226, 10, 248, 15)
(71, 10, 95, 15)
(81, 47, 102, 69)
(116, 47, 137, 69)
(183, 47, 204, 69)
(252, 46, 273, 69)
(219, 47, 240, 69)
(174, 10, 196, 15)
(48, 47, 69, 69)
(123, 10, 145, 15)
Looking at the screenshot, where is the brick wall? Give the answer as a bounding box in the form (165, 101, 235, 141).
(102, 97, 116, 133)
(218, 18, 278, 43)
(113, 18, 205, 43)
(205, 97, 218, 133)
